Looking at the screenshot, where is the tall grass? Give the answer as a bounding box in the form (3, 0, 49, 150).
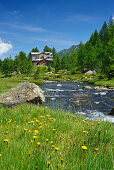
(0, 104, 113, 169)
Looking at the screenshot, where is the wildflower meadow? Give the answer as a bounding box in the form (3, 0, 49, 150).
(0, 104, 113, 169)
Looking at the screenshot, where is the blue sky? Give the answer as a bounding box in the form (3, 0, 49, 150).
(0, 0, 113, 59)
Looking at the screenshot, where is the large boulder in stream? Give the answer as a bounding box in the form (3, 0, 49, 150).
(0, 82, 45, 107)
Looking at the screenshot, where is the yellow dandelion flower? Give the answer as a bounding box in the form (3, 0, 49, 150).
(44, 124, 48, 126)
(24, 128, 27, 131)
(49, 118, 51, 121)
(29, 152, 31, 156)
(64, 122, 66, 124)
(39, 122, 42, 125)
(83, 131, 88, 134)
(36, 119, 39, 123)
(97, 122, 100, 124)
(33, 136, 37, 140)
(37, 142, 41, 146)
(31, 121, 34, 124)
(45, 139, 48, 142)
(82, 120, 86, 123)
(95, 148, 99, 151)
(57, 164, 59, 168)
(30, 140, 33, 144)
(29, 130, 31, 133)
(0, 154, 2, 157)
(46, 115, 49, 117)
(38, 126, 43, 129)
(34, 130, 38, 133)
(82, 146, 87, 150)
(48, 161, 50, 167)
(6, 131, 8, 134)
(3, 139, 8, 142)
(53, 129, 56, 131)
(52, 145, 55, 148)
(55, 147, 59, 151)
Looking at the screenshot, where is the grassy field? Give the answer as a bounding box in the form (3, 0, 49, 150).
(0, 104, 113, 170)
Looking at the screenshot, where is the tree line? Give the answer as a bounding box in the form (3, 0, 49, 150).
(60, 16, 114, 79)
(0, 17, 113, 79)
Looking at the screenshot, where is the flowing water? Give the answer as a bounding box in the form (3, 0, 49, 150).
(40, 81, 114, 123)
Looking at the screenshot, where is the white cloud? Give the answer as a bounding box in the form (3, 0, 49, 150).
(63, 14, 99, 22)
(0, 38, 13, 55)
(0, 23, 47, 32)
(33, 37, 77, 45)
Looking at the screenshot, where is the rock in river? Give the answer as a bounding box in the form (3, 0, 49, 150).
(109, 108, 114, 116)
(0, 82, 45, 107)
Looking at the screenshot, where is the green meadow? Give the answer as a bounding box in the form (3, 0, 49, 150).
(0, 104, 113, 170)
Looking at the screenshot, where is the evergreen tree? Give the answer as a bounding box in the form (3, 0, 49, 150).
(48, 64, 52, 72)
(15, 51, 28, 74)
(108, 16, 114, 41)
(77, 42, 86, 72)
(1, 56, 14, 75)
(99, 21, 109, 47)
(43, 45, 52, 52)
(55, 55, 61, 73)
(84, 41, 96, 70)
(0, 59, 2, 71)
(52, 47, 56, 57)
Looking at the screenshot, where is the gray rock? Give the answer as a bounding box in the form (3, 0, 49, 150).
(94, 86, 114, 91)
(83, 86, 92, 89)
(109, 108, 114, 116)
(85, 70, 96, 75)
(57, 84, 62, 87)
(0, 82, 45, 107)
(12, 71, 17, 76)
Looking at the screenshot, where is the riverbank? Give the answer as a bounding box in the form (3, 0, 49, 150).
(0, 103, 113, 169)
(0, 70, 114, 90)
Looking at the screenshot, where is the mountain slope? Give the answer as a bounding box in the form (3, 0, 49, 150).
(58, 44, 79, 57)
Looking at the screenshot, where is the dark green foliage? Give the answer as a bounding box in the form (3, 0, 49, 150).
(77, 42, 86, 72)
(60, 17, 114, 79)
(55, 55, 61, 73)
(43, 45, 52, 52)
(48, 64, 52, 72)
(0, 59, 2, 71)
(34, 66, 41, 79)
(15, 51, 33, 74)
(1, 56, 14, 75)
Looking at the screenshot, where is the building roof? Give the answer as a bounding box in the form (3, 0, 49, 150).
(31, 52, 53, 55)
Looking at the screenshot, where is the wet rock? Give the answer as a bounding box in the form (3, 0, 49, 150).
(57, 84, 62, 87)
(85, 70, 96, 75)
(83, 86, 93, 89)
(109, 108, 114, 116)
(0, 82, 45, 107)
(94, 86, 114, 91)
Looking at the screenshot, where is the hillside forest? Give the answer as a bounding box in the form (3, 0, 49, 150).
(0, 17, 113, 79)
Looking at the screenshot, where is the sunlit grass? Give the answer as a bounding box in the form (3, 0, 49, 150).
(0, 104, 113, 169)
